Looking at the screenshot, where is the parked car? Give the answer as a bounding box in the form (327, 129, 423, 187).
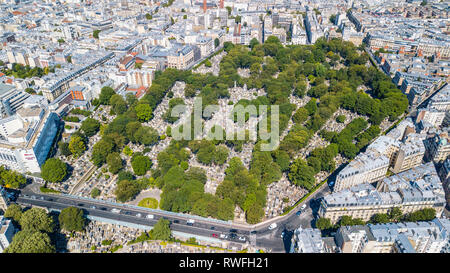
(300, 204, 307, 210)
(296, 211, 302, 216)
(146, 214, 154, 219)
(136, 213, 142, 218)
(238, 236, 246, 241)
(212, 233, 218, 238)
(187, 219, 195, 226)
(268, 223, 277, 230)
(220, 234, 228, 239)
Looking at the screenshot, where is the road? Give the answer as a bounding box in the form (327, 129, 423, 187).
(12, 180, 332, 252)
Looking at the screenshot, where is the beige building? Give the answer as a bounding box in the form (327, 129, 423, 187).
(167, 46, 195, 70)
(425, 132, 450, 163)
(321, 163, 446, 224)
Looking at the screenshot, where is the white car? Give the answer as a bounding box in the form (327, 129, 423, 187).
(268, 223, 277, 230)
(146, 214, 154, 219)
(219, 234, 228, 239)
(300, 204, 307, 210)
(136, 213, 142, 218)
(238, 236, 246, 241)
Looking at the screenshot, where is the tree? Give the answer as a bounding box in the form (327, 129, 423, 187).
(80, 118, 100, 137)
(145, 13, 153, 20)
(135, 103, 153, 122)
(91, 139, 114, 167)
(388, 207, 402, 222)
(69, 136, 86, 158)
(41, 158, 67, 183)
(106, 152, 123, 174)
(19, 207, 54, 233)
(150, 218, 172, 241)
(0, 167, 27, 189)
(4, 204, 23, 224)
(58, 141, 72, 156)
(292, 108, 309, 124)
(316, 217, 332, 230)
(370, 213, 390, 224)
(93, 29, 101, 39)
(115, 180, 140, 202)
(246, 203, 264, 224)
(59, 207, 86, 232)
(99, 86, 115, 105)
(288, 159, 316, 190)
(336, 115, 346, 123)
(109, 94, 128, 115)
(249, 38, 259, 49)
(214, 38, 220, 48)
(91, 187, 101, 198)
(5, 230, 55, 253)
(131, 155, 152, 176)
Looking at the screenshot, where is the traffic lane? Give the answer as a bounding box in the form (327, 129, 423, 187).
(16, 197, 251, 243)
(19, 192, 243, 233)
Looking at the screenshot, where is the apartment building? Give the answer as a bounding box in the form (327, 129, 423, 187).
(0, 97, 60, 174)
(336, 219, 450, 253)
(321, 163, 446, 224)
(334, 119, 426, 191)
(0, 215, 15, 253)
(167, 45, 195, 70)
(425, 131, 450, 163)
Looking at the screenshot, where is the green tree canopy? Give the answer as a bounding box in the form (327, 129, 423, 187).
(41, 158, 67, 183)
(59, 207, 86, 232)
(19, 208, 54, 233)
(115, 180, 140, 202)
(5, 230, 55, 253)
(131, 155, 152, 176)
(150, 218, 172, 241)
(99, 86, 115, 105)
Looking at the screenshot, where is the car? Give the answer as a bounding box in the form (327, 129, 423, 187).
(91, 206, 96, 209)
(229, 233, 237, 239)
(173, 220, 179, 224)
(124, 211, 131, 215)
(187, 219, 195, 226)
(238, 236, 246, 241)
(40, 196, 44, 200)
(146, 214, 154, 219)
(100, 207, 107, 211)
(219, 234, 228, 239)
(300, 204, 307, 210)
(229, 229, 238, 233)
(111, 208, 121, 214)
(136, 213, 142, 218)
(268, 223, 277, 230)
(77, 203, 84, 207)
(281, 231, 285, 238)
(210, 226, 215, 230)
(296, 211, 302, 216)
(250, 231, 257, 235)
(212, 233, 218, 238)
